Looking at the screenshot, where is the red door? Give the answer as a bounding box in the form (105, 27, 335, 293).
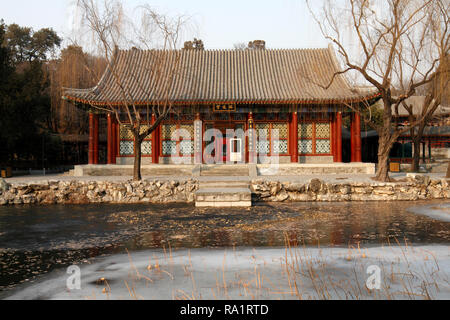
(216, 124, 234, 163)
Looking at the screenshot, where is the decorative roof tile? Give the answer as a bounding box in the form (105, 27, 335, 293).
(63, 45, 380, 106)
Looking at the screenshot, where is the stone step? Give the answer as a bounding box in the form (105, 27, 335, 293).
(142, 169, 193, 176)
(195, 187, 252, 207)
(200, 165, 249, 177)
(199, 181, 250, 188)
(62, 169, 75, 177)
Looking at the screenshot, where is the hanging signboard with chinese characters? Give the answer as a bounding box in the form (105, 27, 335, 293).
(213, 104, 236, 113)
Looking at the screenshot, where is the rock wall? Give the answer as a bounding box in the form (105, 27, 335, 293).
(0, 176, 448, 206)
(251, 177, 450, 202)
(0, 179, 199, 205)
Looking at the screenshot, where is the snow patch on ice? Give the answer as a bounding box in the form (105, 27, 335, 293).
(409, 203, 450, 222)
(4, 245, 449, 300)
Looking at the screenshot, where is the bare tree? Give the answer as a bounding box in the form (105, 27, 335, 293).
(74, 0, 189, 180)
(402, 56, 449, 172)
(307, 0, 449, 181)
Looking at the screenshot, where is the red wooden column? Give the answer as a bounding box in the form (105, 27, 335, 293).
(107, 114, 113, 164)
(113, 119, 119, 163)
(351, 112, 362, 162)
(336, 112, 343, 163)
(248, 112, 256, 164)
(152, 114, 159, 164)
(332, 114, 336, 162)
(93, 114, 99, 164)
(350, 114, 356, 162)
(114, 120, 120, 163)
(291, 112, 299, 163)
(194, 113, 202, 165)
(355, 112, 362, 162)
(88, 112, 95, 165)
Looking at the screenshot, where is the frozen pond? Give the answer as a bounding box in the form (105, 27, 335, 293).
(5, 245, 449, 300)
(0, 200, 449, 299)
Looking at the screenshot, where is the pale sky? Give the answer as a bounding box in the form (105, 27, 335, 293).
(1, 0, 329, 50)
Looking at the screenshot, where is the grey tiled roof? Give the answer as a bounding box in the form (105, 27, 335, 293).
(393, 96, 450, 116)
(63, 45, 380, 106)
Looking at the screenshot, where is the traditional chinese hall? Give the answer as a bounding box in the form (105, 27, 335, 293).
(62, 45, 380, 167)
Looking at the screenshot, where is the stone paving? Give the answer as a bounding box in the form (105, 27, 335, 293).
(4, 172, 447, 184)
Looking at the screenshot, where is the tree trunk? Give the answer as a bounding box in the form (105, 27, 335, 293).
(375, 139, 393, 182)
(411, 122, 426, 173)
(374, 98, 396, 182)
(411, 137, 421, 172)
(133, 135, 143, 181)
(446, 161, 450, 179)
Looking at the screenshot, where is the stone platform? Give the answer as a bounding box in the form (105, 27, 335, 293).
(73, 163, 376, 178)
(74, 164, 195, 177)
(70, 163, 376, 207)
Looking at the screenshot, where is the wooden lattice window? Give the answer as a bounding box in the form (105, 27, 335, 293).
(161, 123, 194, 157)
(298, 122, 331, 155)
(256, 123, 289, 155)
(119, 125, 152, 157)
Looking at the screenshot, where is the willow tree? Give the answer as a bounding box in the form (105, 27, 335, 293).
(307, 0, 449, 181)
(49, 45, 106, 135)
(75, 0, 189, 180)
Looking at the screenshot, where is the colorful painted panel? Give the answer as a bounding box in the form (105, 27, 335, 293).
(233, 114, 246, 121)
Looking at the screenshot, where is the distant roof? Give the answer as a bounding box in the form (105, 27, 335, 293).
(343, 126, 450, 139)
(62, 45, 380, 107)
(388, 96, 450, 116)
(408, 126, 450, 136)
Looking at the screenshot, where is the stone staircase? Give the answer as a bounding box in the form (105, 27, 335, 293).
(200, 165, 250, 177)
(62, 169, 75, 176)
(195, 165, 253, 207)
(195, 179, 252, 207)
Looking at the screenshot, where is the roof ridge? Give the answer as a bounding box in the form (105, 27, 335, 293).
(118, 47, 329, 53)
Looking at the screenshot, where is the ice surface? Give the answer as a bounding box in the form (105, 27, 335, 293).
(4, 245, 449, 300)
(408, 202, 450, 222)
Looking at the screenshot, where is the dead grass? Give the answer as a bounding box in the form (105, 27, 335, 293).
(87, 237, 447, 301)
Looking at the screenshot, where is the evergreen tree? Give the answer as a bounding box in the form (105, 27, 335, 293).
(0, 22, 61, 167)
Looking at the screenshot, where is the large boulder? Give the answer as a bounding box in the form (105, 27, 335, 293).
(0, 178, 10, 192)
(309, 179, 323, 193)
